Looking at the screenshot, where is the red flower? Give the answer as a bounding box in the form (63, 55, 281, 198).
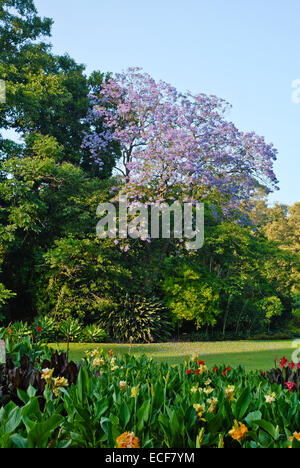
(288, 362, 296, 370)
(226, 367, 231, 372)
(212, 366, 218, 372)
(36, 326, 42, 333)
(285, 382, 296, 392)
(222, 371, 227, 376)
(297, 364, 300, 369)
(186, 369, 192, 375)
(195, 369, 200, 376)
(279, 357, 288, 368)
(198, 360, 205, 366)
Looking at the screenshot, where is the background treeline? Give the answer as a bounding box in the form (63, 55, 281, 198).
(0, 0, 299, 342)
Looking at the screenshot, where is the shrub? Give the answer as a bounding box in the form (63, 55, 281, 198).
(1, 337, 49, 370)
(249, 332, 292, 341)
(7, 321, 32, 341)
(271, 332, 293, 340)
(32, 315, 59, 342)
(81, 324, 108, 343)
(100, 296, 173, 343)
(58, 318, 82, 342)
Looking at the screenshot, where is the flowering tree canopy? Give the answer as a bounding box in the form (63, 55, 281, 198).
(83, 68, 278, 214)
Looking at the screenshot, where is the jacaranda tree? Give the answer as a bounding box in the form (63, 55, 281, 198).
(83, 67, 279, 215)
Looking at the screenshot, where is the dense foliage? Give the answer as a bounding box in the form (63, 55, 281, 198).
(97, 295, 173, 343)
(0, 341, 299, 448)
(0, 0, 299, 342)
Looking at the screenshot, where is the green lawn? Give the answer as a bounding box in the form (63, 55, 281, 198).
(50, 340, 296, 371)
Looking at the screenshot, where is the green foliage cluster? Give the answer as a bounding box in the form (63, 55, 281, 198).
(0, 318, 108, 344)
(97, 295, 174, 343)
(0, 343, 299, 448)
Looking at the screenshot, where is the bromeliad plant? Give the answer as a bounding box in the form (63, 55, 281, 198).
(99, 295, 173, 343)
(81, 324, 109, 343)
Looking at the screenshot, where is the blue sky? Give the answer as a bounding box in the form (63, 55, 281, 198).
(34, 0, 300, 206)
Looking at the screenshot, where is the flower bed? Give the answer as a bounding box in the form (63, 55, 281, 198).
(0, 344, 299, 448)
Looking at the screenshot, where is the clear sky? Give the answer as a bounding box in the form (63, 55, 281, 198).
(34, 0, 300, 206)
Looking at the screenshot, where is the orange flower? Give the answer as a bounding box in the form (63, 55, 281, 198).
(289, 432, 300, 447)
(116, 432, 140, 448)
(229, 421, 248, 441)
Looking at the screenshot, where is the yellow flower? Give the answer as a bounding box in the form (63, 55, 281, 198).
(229, 421, 248, 441)
(204, 378, 212, 386)
(116, 432, 140, 448)
(110, 357, 119, 371)
(225, 385, 235, 401)
(264, 392, 276, 404)
(90, 347, 100, 358)
(92, 357, 105, 367)
(207, 397, 218, 404)
(191, 353, 198, 362)
(198, 364, 207, 374)
(52, 377, 68, 397)
(193, 403, 206, 422)
(203, 386, 214, 395)
(131, 386, 139, 398)
(119, 381, 127, 390)
(191, 386, 198, 394)
(193, 403, 205, 413)
(207, 397, 218, 413)
(41, 368, 54, 385)
(53, 377, 68, 388)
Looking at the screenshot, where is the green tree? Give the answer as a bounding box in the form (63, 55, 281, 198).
(0, 0, 118, 177)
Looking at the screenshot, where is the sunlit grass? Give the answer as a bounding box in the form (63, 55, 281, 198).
(49, 340, 295, 371)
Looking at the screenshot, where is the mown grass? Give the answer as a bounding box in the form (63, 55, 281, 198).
(49, 340, 297, 371)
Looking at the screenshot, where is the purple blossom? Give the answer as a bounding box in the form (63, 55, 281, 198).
(83, 68, 279, 216)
